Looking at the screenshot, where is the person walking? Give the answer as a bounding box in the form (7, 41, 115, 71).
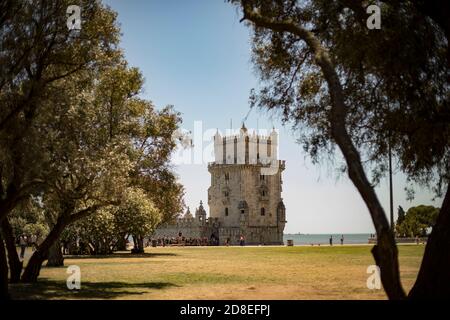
(340, 235, 344, 245)
(31, 234, 37, 251)
(239, 235, 245, 246)
(19, 234, 27, 259)
(329, 235, 333, 246)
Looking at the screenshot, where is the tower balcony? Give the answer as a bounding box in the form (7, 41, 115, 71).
(208, 160, 285, 170)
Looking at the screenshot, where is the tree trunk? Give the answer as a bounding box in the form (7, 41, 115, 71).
(116, 234, 127, 251)
(21, 247, 47, 283)
(46, 241, 64, 267)
(408, 185, 450, 299)
(21, 216, 67, 283)
(131, 235, 144, 254)
(0, 191, 21, 226)
(0, 231, 10, 300)
(0, 218, 23, 282)
(0, 179, 33, 227)
(329, 107, 405, 300)
(137, 236, 144, 253)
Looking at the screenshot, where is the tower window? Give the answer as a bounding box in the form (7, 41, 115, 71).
(225, 173, 230, 181)
(260, 208, 265, 216)
(225, 208, 229, 216)
(224, 190, 229, 197)
(261, 190, 266, 197)
(240, 209, 244, 214)
(260, 174, 265, 181)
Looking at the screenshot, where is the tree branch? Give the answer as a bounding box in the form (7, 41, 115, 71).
(68, 201, 119, 225)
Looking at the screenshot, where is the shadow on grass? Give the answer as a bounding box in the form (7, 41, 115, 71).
(64, 252, 178, 260)
(10, 278, 179, 300)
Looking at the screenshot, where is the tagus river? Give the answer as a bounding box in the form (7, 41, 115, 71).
(283, 233, 372, 245)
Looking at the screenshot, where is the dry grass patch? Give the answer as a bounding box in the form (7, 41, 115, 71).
(10, 244, 424, 299)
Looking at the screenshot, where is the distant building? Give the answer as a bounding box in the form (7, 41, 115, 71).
(154, 123, 286, 245)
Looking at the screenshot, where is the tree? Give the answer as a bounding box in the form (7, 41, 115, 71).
(0, 218, 22, 283)
(63, 188, 161, 255)
(20, 60, 183, 282)
(397, 206, 406, 226)
(2, 197, 49, 281)
(0, 231, 9, 300)
(395, 205, 406, 236)
(0, 0, 121, 224)
(126, 104, 185, 225)
(0, 0, 184, 293)
(115, 188, 162, 254)
(230, 0, 449, 299)
(397, 205, 440, 238)
(12, 62, 124, 281)
(63, 207, 118, 256)
(8, 197, 49, 240)
(19, 64, 138, 282)
(0, 0, 122, 293)
(46, 242, 64, 267)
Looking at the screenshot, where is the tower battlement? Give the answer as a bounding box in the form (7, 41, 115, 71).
(213, 123, 279, 166)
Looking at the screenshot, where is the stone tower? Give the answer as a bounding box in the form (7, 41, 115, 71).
(207, 124, 286, 245)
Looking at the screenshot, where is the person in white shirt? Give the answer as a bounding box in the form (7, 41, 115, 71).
(19, 235, 27, 259)
(30, 234, 38, 251)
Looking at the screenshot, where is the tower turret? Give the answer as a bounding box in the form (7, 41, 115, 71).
(195, 200, 207, 224)
(184, 207, 193, 219)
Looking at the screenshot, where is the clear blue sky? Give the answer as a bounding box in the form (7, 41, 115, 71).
(103, 0, 442, 233)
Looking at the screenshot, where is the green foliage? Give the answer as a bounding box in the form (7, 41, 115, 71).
(397, 206, 406, 226)
(62, 207, 117, 255)
(36, 59, 182, 256)
(0, 1, 184, 267)
(8, 197, 49, 240)
(124, 100, 185, 224)
(63, 188, 161, 254)
(396, 205, 440, 237)
(116, 188, 162, 239)
(0, 0, 122, 211)
(231, 0, 449, 196)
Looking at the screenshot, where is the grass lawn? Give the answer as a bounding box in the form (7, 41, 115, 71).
(9, 244, 424, 300)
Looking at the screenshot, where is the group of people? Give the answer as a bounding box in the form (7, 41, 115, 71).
(224, 235, 246, 246)
(328, 235, 345, 246)
(152, 236, 212, 247)
(151, 234, 247, 247)
(17, 234, 39, 259)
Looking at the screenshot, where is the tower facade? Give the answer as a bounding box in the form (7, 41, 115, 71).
(207, 124, 286, 245)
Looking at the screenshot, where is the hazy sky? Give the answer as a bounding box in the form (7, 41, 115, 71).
(104, 0, 442, 233)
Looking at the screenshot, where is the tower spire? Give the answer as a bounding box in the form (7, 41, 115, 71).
(240, 122, 247, 135)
